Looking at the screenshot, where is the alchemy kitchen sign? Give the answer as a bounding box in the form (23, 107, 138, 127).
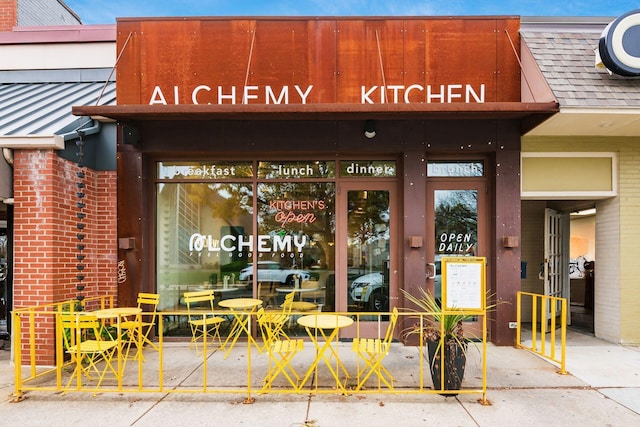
(148, 83, 486, 105)
(115, 17, 521, 106)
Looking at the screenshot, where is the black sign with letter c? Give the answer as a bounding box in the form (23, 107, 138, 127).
(599, 9, 640, 77)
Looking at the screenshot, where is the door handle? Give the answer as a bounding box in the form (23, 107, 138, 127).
(426, 263, 436, 280)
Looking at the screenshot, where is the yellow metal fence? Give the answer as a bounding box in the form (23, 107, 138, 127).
(12, 297, 489, 403)
(516, 291, 568, 374)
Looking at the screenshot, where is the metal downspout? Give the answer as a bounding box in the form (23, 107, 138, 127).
(61, 119, 101, 142)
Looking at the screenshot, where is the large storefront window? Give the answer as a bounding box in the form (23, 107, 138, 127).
(156, 161, 337, 335)
(156, 159, 395, 337)
(256, 182, 335, 310)
(156, 181, 254, 332)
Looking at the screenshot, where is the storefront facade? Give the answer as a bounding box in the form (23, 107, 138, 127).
(74, 16, 555, 345)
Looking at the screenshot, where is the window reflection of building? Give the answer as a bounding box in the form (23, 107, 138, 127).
(156, 182, 255, 322)
(434, 190, 478, 256)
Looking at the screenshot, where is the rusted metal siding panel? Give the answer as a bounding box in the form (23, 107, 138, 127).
(403, 20, 427, 102)
(116, 20, 142, 105)
(250, 21, 310, 90)
(116, 22, 142, 105)
(305, 20, 337, 103)
(496, 19, 522, 102)
(114, 17, 522, 107)
(139, 20, 255, 105)
(425, 19, 499, 101)
(335, 19, 405, 103)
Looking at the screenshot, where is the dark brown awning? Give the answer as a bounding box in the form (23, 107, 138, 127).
(73, 102, 559, 122)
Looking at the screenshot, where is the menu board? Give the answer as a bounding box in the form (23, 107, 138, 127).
(442, 257, 485, 311)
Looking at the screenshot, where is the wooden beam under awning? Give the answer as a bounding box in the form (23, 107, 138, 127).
(72, 102, 559, 122)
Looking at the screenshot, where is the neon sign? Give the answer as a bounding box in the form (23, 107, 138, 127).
(189, 233, 307, 254)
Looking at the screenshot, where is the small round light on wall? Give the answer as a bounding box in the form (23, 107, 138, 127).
(364, 120, 376, 139)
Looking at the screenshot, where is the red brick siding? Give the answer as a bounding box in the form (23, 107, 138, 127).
(0, 0, 17, 31)
(13, 150, 117, 365)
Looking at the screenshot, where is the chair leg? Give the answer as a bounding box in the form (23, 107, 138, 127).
(356, 353, 395, 391)
(262, 340, 303, 392)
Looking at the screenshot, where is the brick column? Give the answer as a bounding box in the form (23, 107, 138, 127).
(0, 0, 17, 32)
(13, 150, 117, 365)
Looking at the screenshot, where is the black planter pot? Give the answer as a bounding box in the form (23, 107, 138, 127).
(426, 337, 467, 394)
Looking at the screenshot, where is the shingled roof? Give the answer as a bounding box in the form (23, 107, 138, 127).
(521, 29, 640, 108)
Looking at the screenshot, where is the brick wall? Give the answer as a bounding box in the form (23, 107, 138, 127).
(13, 149, 117, 365)
(616, 143, 640, 344)
(0, 0, 17, 31)
(594, 196, 620, 342)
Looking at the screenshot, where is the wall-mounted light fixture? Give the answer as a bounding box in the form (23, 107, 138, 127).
(364, 120, 376, 139)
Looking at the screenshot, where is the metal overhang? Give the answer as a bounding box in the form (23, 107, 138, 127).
(0, 81, 116, 146)
(72, 102, 559, 122)
(0, 81, 116, 199)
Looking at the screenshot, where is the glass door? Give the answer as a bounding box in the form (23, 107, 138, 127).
(338, 182, 397, 337)
(426, 180, 487, 332)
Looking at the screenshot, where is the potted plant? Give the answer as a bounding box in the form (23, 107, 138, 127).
(401, 288, 476, 394)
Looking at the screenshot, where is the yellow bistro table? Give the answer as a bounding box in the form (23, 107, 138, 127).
(297, 314, 354, 393)
(218, 298, 263, 359)
(93, 307, 142, 336)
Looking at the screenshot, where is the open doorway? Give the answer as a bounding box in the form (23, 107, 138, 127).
(568, 207, 595, 333)
(521, 201, 595, 334)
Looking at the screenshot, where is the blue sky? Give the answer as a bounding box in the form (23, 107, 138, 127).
(65, 1, 638, 25)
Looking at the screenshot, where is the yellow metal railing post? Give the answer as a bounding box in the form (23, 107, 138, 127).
(12, 311, 24, 401)
(55, 310, 63, 389)
(540, 295, 547, 356)
(531, 296, 538, 352)
(202, 312, 208, 392)
(158, 312, 164, 392)
(559, 298, 568, 374)
(419, 313, 425, 391)
(28, 309, 37, 377)
(516, 292, 522, 347)
(545, 299, 557, 359)
(137, 313, 144, 390)
(479, 311, 489, 405)
(116, 315, 123, 390)
(246, 311, 254, 404)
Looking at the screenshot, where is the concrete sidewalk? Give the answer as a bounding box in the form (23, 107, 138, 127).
(1, 329, 639, 427)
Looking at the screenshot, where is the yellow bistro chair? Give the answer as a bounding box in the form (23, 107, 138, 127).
(120, 292, 160, 359)
(260, 291, 295, 347)
(184, 290, 226, 354)
(257, 307, 305, 392)
(352, 307, 399, 391)
(290, 280, 319, 313)
(60, 312, 119, 390)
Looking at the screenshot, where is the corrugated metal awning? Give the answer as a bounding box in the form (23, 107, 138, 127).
(0, 81, 116, 148)
(0, 80, 115, 200)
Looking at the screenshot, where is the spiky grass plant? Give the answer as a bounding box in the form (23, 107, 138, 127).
(401, 288, 470, 351)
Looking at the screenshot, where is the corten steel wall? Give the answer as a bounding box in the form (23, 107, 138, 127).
(13, 150, 117, 364)
(115, 17, 521, 105)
